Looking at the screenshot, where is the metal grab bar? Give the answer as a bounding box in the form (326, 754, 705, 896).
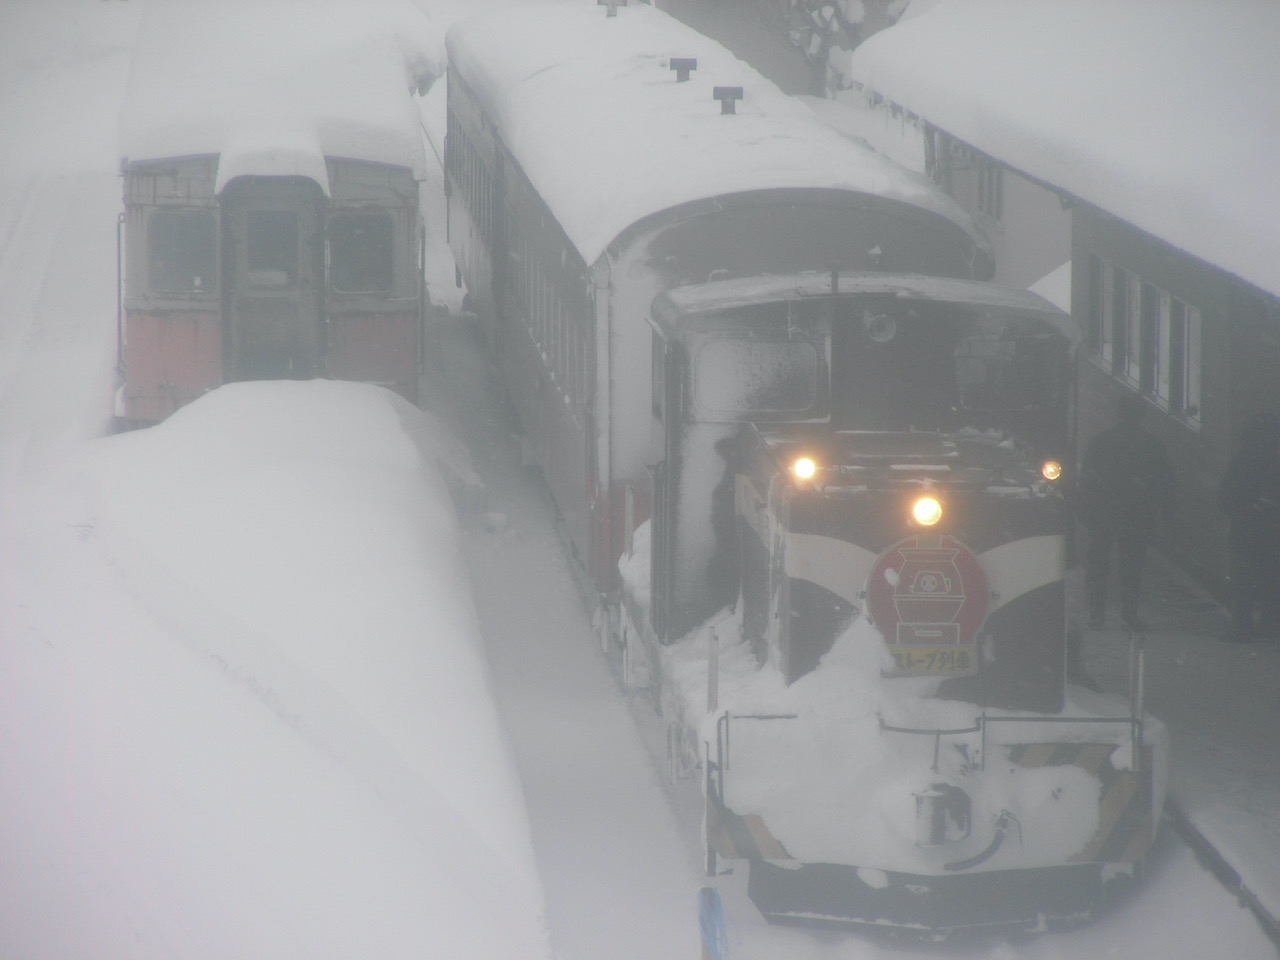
(1128, 627, 1147, 774)
(881, 712, 1147, 773)
(715, 711, 798, 774)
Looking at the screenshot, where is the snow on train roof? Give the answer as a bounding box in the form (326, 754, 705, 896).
(119, 0, 444, 194)
(847, 0, 1280, 300)
(446, 1, 983, 267)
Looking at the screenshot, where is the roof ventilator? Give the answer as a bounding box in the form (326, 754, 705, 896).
(713, 86, 744, 115)
(598, 0, 626, 16)
(670, 58, 697, 82)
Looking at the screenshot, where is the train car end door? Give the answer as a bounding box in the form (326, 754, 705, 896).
(221, 177, 325, 382)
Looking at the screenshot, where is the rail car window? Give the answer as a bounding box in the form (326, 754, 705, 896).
(649, 200, 981, 285)
(330, 211, 394, 293)
(1111, 267, 1134, 379)
(244, 210, 298, 289)
(1084, 251, 1202, 428)
(694, 339, 818, 417)
(149, 208, 215, 294)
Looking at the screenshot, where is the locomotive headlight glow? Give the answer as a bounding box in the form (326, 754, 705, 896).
(1041, 459, 1063, 481)
(912, 495, 944, 527)
(792, 456, 818, 481)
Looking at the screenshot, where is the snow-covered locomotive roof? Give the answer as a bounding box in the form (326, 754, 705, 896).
(119, 0, 443, 194)
(651, 271, 1080, 345)
(446, 1, 985, 267)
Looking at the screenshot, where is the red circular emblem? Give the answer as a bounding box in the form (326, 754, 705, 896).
(865, 535, 989, 660)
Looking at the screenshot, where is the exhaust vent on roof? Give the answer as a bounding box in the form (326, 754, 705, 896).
(670, 58, 697, 82)
(713, 86, 744, 114)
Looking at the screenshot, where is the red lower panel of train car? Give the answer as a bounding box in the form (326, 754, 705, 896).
(325, 311, 420, 404)
(122, 309, 421, 424)
(120, 309, 222, 423)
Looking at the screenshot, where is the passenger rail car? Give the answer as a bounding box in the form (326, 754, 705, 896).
(116, 6, 435, 424)
(446, 1, 1167, 936)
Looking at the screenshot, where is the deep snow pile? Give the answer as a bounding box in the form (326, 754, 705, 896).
(0, 381, 550, 960)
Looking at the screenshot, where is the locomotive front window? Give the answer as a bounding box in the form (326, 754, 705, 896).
(245, 210, 298, 289)
(694, 339, 818, 417)
(831, 305, 1066, 437)
(329, 211, 394, 293)
(149, 208, 215, 295)
(954, 327, 1062, 415)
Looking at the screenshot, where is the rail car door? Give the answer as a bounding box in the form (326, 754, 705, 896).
(221, 177, 325, 381)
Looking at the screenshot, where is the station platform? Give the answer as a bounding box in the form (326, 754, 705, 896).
(1069, 549, 1280, 940)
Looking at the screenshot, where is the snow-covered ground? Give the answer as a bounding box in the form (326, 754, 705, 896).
(1, 2, 1277, 958)
(2, 3, 550, 957)
(2, 379, 552, 959)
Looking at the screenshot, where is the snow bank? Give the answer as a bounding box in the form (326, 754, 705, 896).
(1, 381, 549, 960)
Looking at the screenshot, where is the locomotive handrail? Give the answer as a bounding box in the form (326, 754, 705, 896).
(116, 211, 125, 376)
(878, 720, 984, 736)
(879, 719, 983, 772)
(715, 711, 798, 774)
(722, 710, 1146, 775)
(981, 713, 1147, 776)
(881, 712, 1148, 774)
(706, 710, 798, 876)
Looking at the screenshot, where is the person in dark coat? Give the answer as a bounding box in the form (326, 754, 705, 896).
(1218, 413, 1280, 642)
(1078, 394, 1175, 631)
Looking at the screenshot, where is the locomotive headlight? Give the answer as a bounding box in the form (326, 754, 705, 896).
(912, 495, 943, 527)
(792, 456, 818, 481)
(1041, 459, 1063, 481)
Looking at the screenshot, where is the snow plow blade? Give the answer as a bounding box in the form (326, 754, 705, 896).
(748, 860, 1111, 935)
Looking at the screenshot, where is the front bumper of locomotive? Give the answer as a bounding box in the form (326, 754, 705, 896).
(746, 858, 1129, 936)
(704, 710, 1165, 937)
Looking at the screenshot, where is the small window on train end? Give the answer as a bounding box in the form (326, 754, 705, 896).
(246, 210, 299, 289)
(693, 338, 819, 419)
(149, 208, 216, 295)
(329, 210, 394, 293)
